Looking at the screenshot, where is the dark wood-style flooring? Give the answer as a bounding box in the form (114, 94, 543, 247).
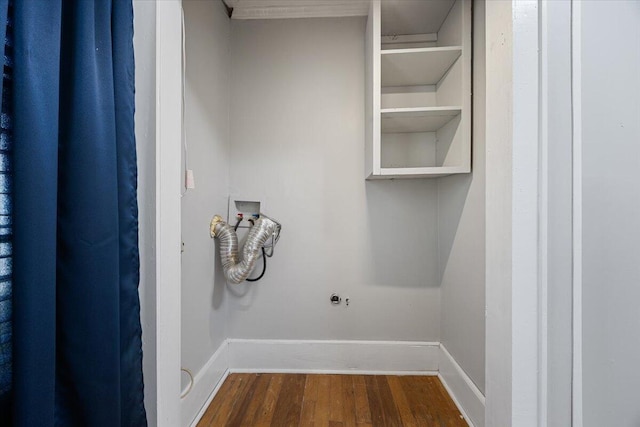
(197, 373, 468, 427)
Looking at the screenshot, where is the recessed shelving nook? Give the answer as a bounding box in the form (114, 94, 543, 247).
(365, 0, 471, 179)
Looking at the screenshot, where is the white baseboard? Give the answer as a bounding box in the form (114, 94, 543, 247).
(182, 342, 229, 427)
(228, 339, 440, 374)
(438, 344, 485, 427)
(182, 340, 484, 427)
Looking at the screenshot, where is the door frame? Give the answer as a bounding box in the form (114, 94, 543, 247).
(155, 1, 183, 426)
(152, 1, 551, 426)
(484, 1, 552, 426)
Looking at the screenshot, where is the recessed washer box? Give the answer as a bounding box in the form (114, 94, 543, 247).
(226, 194, 267, 226)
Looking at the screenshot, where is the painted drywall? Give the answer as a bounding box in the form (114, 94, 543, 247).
(156, 1, 184, 424)
(181, 0, 231, 388)
(226, 17, 441, 341)
(484, 0, 513, 425)
(133, 1, 157, 425)
(438, 0, 486, 394)
(511, 1, 542, 425)
(580, 2, 640, 425)
(543, 1, 573, 424)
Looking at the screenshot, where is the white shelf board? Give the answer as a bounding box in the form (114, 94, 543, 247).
(366, 166, 470, 180)
(381, 107, 461, 133)
(381, 46, 462, 87)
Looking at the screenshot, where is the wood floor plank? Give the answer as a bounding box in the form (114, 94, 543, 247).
(197, 374, 241, 427)
(270, 373, 306, 427)
(376, 376, 402, 427)
(314, 375, 332, 427)
(432, 378, 462, 415)
(304, 374, 321, 402)
(252, 374, 285, 427)
(400, 375, 436, 426)
(225, 373, 259, 426)
(215, 374, 259, 426)
(329, 375, 345, 423)
(424, 377, 449, 416)
(300, 399, 316, 427)
(364, 375, 383, 426)
(422, 377, 464, 426)
(238, 373, 273, 425)
(365, 375, 403, 427)
(341, 375, 357, 427)
(353, 375, 372, 425)
(300, 375, 321, 426)
(197, 373, 467, 427)
(387, 376, 419, 427)
(410, 376, 466, 427)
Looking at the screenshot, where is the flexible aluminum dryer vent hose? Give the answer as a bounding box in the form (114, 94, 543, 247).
(209, 214, 281, 284)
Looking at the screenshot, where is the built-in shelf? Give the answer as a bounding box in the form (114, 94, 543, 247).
(370, 166, 470, 180)
(381, 47, 462, 87)
(365, 0, 471, 180)
(381, 107, 461, 133)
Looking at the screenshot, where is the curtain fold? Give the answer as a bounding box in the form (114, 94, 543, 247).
(2, 0, 147, 425)
(0, 0, 12, 418)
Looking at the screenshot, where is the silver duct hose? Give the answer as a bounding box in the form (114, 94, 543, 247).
(209, 214, 282, 284)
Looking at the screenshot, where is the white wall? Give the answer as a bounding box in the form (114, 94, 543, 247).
(181, 0, 231, 386)
(484, 0, 513, 424)
(542, 1, 573, 425)
(133, 1, 157, 425)
(226, 17, 441, 342)
(580, 1, 640, 425)
(438, 0, 486, 394)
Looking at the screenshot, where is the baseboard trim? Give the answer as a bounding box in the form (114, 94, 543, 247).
(228, 339, 440, 374)
(438, 344, 485, 427)
(182, 342, 229, 427)
(182, 340, 484, 427)
(229, 368, 439, 376)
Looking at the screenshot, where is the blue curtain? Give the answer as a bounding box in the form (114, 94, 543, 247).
(0, 0, 147, 425)
(0, 0, 13, 418)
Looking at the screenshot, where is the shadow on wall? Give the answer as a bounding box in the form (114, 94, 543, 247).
(364, 179, 440, 289)
(437, 173, 473, 282)
(211, 239, 227, 310)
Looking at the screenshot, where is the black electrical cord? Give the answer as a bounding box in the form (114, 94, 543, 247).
(234, 217, 242, 231)
(246, 247, 267, 282)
